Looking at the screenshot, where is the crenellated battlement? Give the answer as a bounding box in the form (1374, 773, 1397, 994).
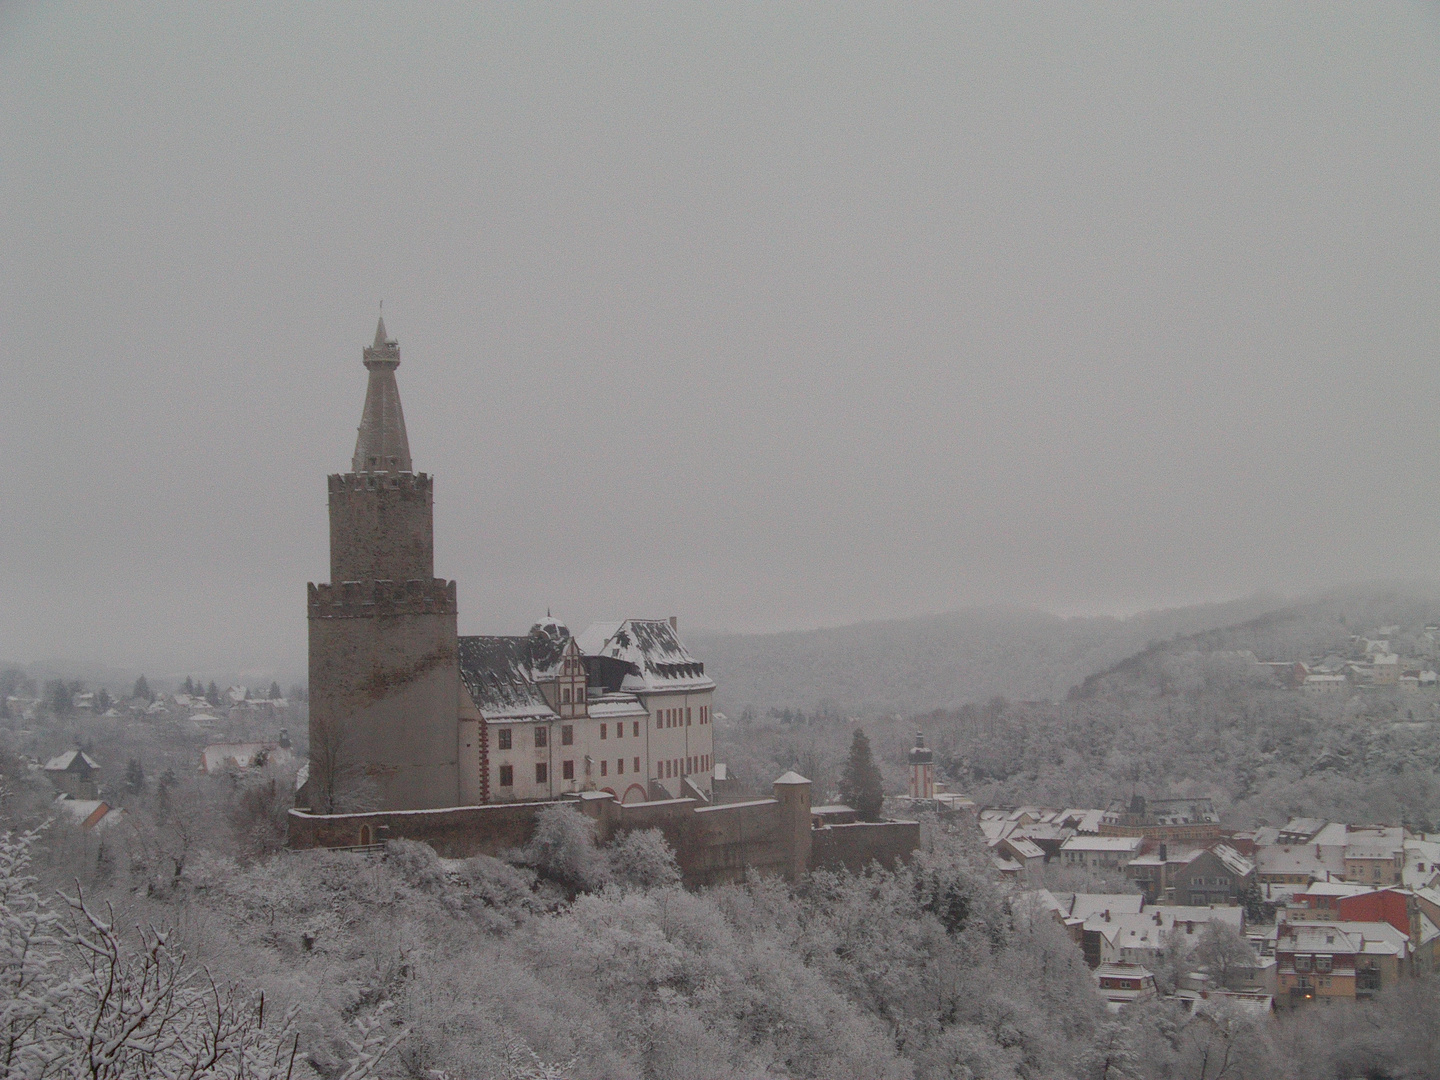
(308, 577, 457, 618)
(328, 471, 432, 495)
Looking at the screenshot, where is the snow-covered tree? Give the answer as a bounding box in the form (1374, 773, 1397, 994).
(838, 729, 884, 821)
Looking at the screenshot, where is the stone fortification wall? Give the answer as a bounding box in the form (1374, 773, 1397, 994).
(288, 800, 551, 858)
(577, 794, 805, 886)
(328, 472, 434, 583)
(810, 821, 921, 873)
(288, 774, 918, 886)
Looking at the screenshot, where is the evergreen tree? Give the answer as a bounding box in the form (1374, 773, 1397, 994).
(182, 676, 195, 695)
(206, 681, 220, 707)
(838, 728, 885, 821)
(268, 681, 283, 701)
(124, 758, 145, 795)
(94, 688, 111, 713)
(44, 680, 74, 717)
(132, 674, 152, 701)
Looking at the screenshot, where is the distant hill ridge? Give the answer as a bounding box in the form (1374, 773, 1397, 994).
(689, 593, 1292, 719)
(1072, 582, 1440, 699)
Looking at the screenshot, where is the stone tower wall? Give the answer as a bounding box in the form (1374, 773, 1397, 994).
(308, 578, 459, 811)
(328, 472, 435, 584)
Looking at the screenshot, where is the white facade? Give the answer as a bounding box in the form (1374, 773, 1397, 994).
(465, 618, 716, 805)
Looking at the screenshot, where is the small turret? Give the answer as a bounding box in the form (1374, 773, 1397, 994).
(353, 316, 412, 474)
(908, 731, 934, 801)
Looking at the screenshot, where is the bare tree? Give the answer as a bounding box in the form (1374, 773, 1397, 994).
(307, 716, 378, 814)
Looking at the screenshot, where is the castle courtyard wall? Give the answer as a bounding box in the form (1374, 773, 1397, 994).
(810, 820, 921, 873)
(288, 778, 918, 885)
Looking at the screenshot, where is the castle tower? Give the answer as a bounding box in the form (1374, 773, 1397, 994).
(306, 318, 460, 812)
(908, 731, 934, 801)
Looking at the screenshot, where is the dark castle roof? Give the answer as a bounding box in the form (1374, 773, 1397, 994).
(457, 635, 557, 721)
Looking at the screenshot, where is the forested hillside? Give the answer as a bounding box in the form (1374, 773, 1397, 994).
(691, 594, 1290, 719)
(712, 585, 1440, 829)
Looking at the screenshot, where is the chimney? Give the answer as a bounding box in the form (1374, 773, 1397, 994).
(669, 615, 678, 632)
(1160, 843, 1168, 862)
(1104, 909, 1110, 922)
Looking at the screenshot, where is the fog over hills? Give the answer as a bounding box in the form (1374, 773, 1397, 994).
(690, 592, 1294, 719)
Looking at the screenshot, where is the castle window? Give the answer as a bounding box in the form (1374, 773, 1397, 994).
(600, 760, 608, 777)
(615, 723, 623, 739)
(562, 759, 574, 780)
(561, 725, 573, 746)
(656, 714, 662, 730)
(562, 687, 571, 704)
(633, 722, 639, 737)
(497, 728, 512, 750)
(617, 759, 624, 774)
(535, 727, 548, 748)
(634, 756, 640, 773)
(600, 723, 608, 739)
(687, 708, 692, 725)
(535, 763, 547, 784)
(499, 765, 514, 787)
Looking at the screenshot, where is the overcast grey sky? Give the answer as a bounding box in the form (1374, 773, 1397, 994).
(3, 3, 1439, 677)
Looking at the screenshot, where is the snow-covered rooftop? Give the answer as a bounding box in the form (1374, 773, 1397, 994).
(44, 750, 99, 773)
(576, 619, 715, 693)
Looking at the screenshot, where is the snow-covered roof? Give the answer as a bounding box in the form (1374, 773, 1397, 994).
(1211, 844, 1255, 877)
(1068, 894, 1145, 920)
(997, 836, 1045, 861)
(200, 743, 292, 774)
(1281, 921, 1409, 958)
(587, 695, 648, 719)
(773, 770, 810, 786)
(55, 798, 120, 830)
(1256, 845, 1341, 877)
(1345, 827, 1404, 860)
(576, 619, 715, 693)
(44, 750, 99, 773)
(1061, 835, 1143, 853)
(1277, 817, 1327, 842)
(1301, 881, 1376, 899)
(457, 635, 561, 722)
(1404, 839, 1440, 887)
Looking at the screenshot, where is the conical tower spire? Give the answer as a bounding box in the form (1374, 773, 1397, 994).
(352, 316, 412, 473)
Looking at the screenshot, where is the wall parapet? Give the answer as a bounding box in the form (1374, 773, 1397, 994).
(328, 471, 432, 495)
(307, 578, 457, 618)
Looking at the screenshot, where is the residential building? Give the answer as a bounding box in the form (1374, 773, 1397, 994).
(1101, 796, 1222, 843)
(1275, 920, 1410, 1007)
(1059, 835, 1144, 871)
(43, 750, 101, 800)
(1343, 827, 1405, 886)
(1094, 963, 1157, 1012)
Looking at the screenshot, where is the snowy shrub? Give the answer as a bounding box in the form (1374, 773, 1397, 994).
(460, 854, 540, 929)
(516, 806, 610, 894)
(384, 838, 449, 892)
(606, 828, 681, 889)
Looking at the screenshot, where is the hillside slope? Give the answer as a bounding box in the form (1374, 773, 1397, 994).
(689, 593, 1289, 719)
